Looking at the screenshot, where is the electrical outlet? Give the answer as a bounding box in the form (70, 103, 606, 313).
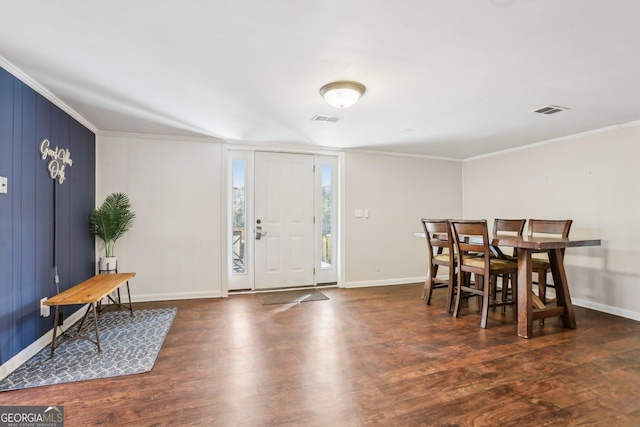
(40, 297, 50, 317)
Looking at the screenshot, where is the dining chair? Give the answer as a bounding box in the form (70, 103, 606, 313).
(420, 219, 456, 314)
(449, 219, 519, 328)
(527, 219, 573, 307)
(492, 219, 527, 258)
(491, 218, 526, 305)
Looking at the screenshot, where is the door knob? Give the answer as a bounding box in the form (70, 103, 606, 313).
(256, 225, 268, 240)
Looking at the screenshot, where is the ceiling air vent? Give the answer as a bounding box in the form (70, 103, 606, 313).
(530, 105, 570, 115)
(312, 114, 341, 123)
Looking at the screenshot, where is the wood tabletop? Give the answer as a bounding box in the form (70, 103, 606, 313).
(489, 234, 601, 250)
(44, 273, 136, 306)
(414, 231, 601, 250)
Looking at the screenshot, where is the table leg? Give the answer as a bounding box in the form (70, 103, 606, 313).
(49, 306, 60, 358)
(549, 248, 576, 329)
(92, 303, 102, 353)
(126, 281, 134, 316)
(517, 249, 533, 338)
(76, 304, 93, 332)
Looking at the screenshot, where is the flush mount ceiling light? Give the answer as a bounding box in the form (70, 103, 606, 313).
(320, 81, 366, 108)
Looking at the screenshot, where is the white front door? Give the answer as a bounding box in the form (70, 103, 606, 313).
(254, 152, 314, 289)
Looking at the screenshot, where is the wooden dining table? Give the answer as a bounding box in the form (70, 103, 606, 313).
(489, 234, 601, 338)
(413, 230, 601, 338)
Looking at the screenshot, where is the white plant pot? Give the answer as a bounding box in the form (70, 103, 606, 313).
(99, 256, 117, 272)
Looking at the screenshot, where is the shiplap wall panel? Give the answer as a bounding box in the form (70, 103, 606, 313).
(0, 67, 95, 364)
(0, 70, 15, 359)
(69, 124, 96, 288)
(35, 94, 54, 342)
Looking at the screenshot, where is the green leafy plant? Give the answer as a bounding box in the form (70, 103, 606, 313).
(89, 192, 136, 257)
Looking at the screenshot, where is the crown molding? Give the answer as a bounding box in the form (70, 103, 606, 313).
(0, 55, 98, 134)
(345, 147, 461, 162)
(98, 130, 226, 144)
(464, 119, 640, 162)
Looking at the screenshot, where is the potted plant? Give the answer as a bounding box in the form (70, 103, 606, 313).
(89, 192, 136, 271)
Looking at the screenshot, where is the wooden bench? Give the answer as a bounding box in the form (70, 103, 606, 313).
(44, 272, 136, 357)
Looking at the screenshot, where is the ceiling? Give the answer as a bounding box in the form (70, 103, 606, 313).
(2, 0, 640, 160)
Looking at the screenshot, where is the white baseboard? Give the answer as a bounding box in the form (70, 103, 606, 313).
(0, 305, 89, 381)
(132, 290, 222, 302)
(572, 298, 640, 322)
(344, 277, 424, 289)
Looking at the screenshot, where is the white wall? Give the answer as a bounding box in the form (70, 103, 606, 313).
(95, 126, 640, 322)
(344, 151, 463, 287)
(463, 122, 640, 320)
(96, 134, 223, 300)
(96, 136, 464, 299)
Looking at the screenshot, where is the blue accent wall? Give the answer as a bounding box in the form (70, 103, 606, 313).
(0, 66, 95, 364)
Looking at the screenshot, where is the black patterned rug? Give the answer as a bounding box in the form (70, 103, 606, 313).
(0, 307, 177, 391)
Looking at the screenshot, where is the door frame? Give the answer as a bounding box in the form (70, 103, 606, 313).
(222, 146, 344, 294)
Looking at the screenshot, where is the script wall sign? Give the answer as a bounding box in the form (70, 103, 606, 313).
(40, 138, 73, 184)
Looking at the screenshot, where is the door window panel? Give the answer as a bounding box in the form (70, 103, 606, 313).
(232, 159, 246, 274)
(321, 164, 333, 268)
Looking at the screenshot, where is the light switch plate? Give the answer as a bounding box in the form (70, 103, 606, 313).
(0, 176, 7, 194)
(355, 208, 363, 218)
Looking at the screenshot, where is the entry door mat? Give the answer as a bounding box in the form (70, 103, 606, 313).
(257, 289, 329, 305)
(0, 307, 177, 391)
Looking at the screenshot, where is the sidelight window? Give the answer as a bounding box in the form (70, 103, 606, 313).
(231, 159, 246, 274)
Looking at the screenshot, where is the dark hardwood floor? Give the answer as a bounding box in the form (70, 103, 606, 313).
(2, 283, 640, 426)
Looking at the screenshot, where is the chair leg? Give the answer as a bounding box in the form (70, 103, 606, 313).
(501, 274, 508, 313)
(474, 274, 483, 312)
(538, 268, 547, 325)
(423, 274, 433, 304)
(490, 275, 497, 311)
(453, 270, 464, 318)
(538, 268, 547, 304)
(511, 274, 518, 323)
(423, 264, 439, 304)
(445, 267, 455, 315)
(479, 275, 490, 329)
(498, 273, 519, 323)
